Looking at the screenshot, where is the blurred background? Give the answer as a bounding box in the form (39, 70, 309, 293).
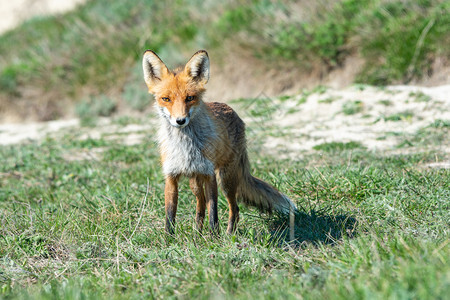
(0, 0, 448, 122)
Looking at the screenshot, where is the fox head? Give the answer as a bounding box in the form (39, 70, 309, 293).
(142, 50, 210, 128)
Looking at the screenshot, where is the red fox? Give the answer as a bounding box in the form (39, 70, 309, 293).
(142, 50, 296, 235)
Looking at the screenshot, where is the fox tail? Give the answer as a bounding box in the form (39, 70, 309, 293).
(237, 151, 297, 215)
(236, 150, 297, 240)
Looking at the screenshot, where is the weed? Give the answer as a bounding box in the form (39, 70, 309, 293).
(311, 85, 328, 94)
(313, 141, 365, 152)
(409, 91, 432, 102)
(383, 111, 414, 122)
(356, 1, 450, 84)
(286, 108, 300, 115)
(318, 97, 336, 104)
(353, 84, 368, 91)
(122, 62, 153, 111)
(397, 119, 450, 148)
(278, 95, 292, 102)
(122, 84, 151, 111)
(297, 96, 308, 105)
(113, 116, 143, 126)
(232, 96, 278, 121)
(378, 99, 393, 106)
(75, 94, 116, 126)
(75, 101, 97, 127)
(342, 100, 364, 115)
(428, 119, 450, 128)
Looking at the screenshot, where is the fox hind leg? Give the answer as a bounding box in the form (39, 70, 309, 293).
(218, 168, 240, 234)
(189, 176, 206, 233)
(204, 174, 219, 235)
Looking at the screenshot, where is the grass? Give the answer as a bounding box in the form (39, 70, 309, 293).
(396, 119, 450, 149)
(355, 0, 450, 84)
(75, 94, 117, 126)
(383, 111, 414, 122)
(342, 100, 364, 115)
(1, 107, 449, 299)
(218, 0, 449, 83)
(318, 97, 337, 104)
(313, 141, 365, 152)
(377, 99, 393, 106)
(409, 91, 432, 102)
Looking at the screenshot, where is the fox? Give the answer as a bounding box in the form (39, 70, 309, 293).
(142, 50, 296, 235)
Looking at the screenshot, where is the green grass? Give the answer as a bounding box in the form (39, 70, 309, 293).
(1, 112, 449, 299)
(218, 0, 449, 84)
(377, 99, 393, 106)
(383, 111, 414, 122)
(75, 94, 117, 126)
(342, 100, 364, 115)
(396, 119, 450, 148)
(355, 1, 450, 84)
(313, 141, 365, 152)
(409, 91, 432, 102)
(318, 97, 337, 104)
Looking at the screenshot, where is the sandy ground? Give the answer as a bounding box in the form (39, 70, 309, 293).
(255, 85, 450, 155)
(0, 0, 86, 34)
(1, 85, 448, 169)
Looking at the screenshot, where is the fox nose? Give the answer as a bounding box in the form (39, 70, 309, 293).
(176, 118, 186, 125)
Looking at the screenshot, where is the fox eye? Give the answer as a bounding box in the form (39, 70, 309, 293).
(186, 95, 195, 102)
(161, 97, 170, 102)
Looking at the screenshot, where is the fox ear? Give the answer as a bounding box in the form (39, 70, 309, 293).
(142, 50, 170, 92)
(185, 50, 209, 83)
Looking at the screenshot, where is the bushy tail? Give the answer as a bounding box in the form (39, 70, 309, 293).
(237, 152, 297, 215)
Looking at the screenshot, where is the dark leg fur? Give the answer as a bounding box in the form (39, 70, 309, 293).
(164, 176, 179, 235)
(189, 176, 206, 232)
(204, 175, 219, 235)
(219, 168, 240, 234)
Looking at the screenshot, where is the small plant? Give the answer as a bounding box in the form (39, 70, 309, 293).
(384, 111, 414, 122)
(409, 91, 431, 102)
(296, 89, 312, 105)
(342, 100, 364, 115)
(319, 97, 336, 104)
(297, 96, 308, 105)
(378, 99, 392, 106)
(353, 84, 368, 91)
(313, 141, 364, 152)
(75, 94, 116, 126)
(311, 85, 328, 95)
(0, 65, 22, 96)
(286, 107, 300, 114)
(428, 119, 450, 128)
(113, 115, 142, 126)
(93, 95, 116, 117)
(278, 95, 292, 102)
(122, 83, 152, 111)
(241, 97, 278, 120)
(75, 100, 97, 126)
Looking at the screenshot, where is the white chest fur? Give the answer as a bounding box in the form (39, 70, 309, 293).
(157, 114, 217, 177)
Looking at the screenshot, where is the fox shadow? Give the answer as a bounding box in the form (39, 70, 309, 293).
(268, 209, 357, 247)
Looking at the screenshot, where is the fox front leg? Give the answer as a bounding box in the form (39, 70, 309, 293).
(164, 176, 179, 235)
(204, 175, 219, 235)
